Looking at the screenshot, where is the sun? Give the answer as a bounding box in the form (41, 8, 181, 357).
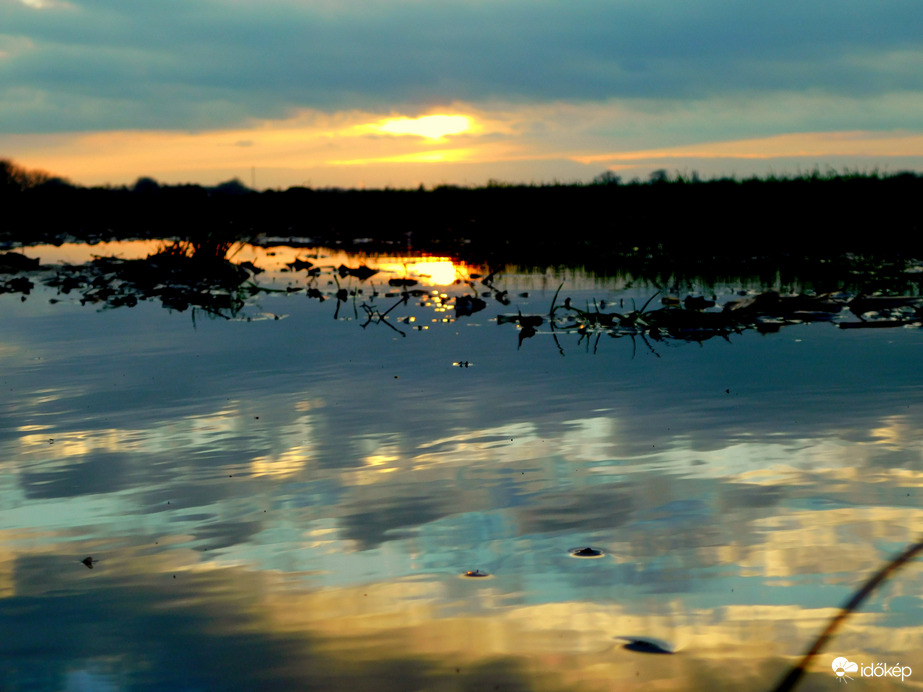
(378, 114, 471, 140)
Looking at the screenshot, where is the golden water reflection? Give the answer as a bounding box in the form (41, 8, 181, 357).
(4, 534, 916, 690)
(24, 241, 468, 286)
(21, 240, 636, 294)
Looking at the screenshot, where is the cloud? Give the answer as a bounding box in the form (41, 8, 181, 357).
(574, 131, 923, 166)
(3, 96, 921, 188)
(2, 0, 920, 185)
(1, 0, 921, 133)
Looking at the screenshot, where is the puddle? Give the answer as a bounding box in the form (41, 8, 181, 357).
(0, 239, 921, 691)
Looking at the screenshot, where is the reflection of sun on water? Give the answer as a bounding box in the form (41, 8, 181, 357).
(406, 259, 459, 285)
(21, 241, 472, 288)
(377, 258, 462, 286)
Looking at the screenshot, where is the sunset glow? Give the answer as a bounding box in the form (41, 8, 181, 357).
(1, 1, 919, 187)
(377, 115, 472, 140)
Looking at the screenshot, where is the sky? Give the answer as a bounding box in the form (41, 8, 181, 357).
(1, 0, 921, 189)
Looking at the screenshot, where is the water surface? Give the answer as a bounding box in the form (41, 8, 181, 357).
(1, 242, 921, 691)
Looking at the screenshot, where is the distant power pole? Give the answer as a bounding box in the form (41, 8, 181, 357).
(251, 166, 256, 190)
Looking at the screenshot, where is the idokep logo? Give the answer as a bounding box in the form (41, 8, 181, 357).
(832, 657, 859, 682)
(832, 656, 912, 683)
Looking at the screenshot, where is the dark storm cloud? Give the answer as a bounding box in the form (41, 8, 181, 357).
(1, 0, 921, 132)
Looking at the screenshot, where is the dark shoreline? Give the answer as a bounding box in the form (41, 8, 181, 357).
(3, 160, 923, 289)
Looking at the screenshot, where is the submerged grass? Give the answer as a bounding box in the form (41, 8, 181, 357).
(152, 236, 243, 265)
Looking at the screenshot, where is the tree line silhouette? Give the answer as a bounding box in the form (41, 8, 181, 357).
(3, 158, 921, 273)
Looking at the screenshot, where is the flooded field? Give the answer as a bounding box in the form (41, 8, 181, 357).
(1, 240, 921, 691)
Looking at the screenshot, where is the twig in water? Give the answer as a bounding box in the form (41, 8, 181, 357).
(771, 536, 923, 692)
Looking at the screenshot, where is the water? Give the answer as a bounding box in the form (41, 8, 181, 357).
(1, 242, 921, 691)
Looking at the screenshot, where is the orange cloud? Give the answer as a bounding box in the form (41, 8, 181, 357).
(572, 131, 923, 164)
(1, 107, 517, 185)
(3, 98, 921, 190)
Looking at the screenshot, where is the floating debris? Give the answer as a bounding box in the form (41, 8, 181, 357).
(460, 569, 491, 578)
(497, 313, 543, 327)
(723, 290, 842, 317)
(39, 239, 254, 317)
(12, 243, 923, 348)
(455, 294, 486, 317)
(839, 319, 917, 329)
(569, 546, 605, 558)
(849, 294, 922, 314)
(684, 295, 715, 310)
(615, 636, 676, 654)
(527, 283, 923, 352)
(0, 276, 33, 295)
(234, 312, 288, 322)
(0, 252, 40, 273)
(337, 264, 378, 280)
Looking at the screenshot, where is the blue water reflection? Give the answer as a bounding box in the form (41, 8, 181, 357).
(0, 244, 921, 690)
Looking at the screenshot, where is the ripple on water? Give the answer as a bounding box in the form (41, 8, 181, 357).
(568, 546, 605, 558)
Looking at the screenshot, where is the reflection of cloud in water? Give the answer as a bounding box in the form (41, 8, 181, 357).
(869, 415, 916, 448)
(3, 254, 923, 689)
(338, 484, 456, 550)
(516, 485, 634, 534)
(21, 451, 134, 499)
(742, 506, 923, 580)
(192, 519, 264, 552)
(251, 443, 314, 479)
(415, 422, 544, 464)
(17, 427, 132, 465)
(560, 416, 619, 462)
(28, 548, 894, 692)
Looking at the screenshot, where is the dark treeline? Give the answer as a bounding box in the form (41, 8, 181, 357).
(3, 158, 922, 278)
